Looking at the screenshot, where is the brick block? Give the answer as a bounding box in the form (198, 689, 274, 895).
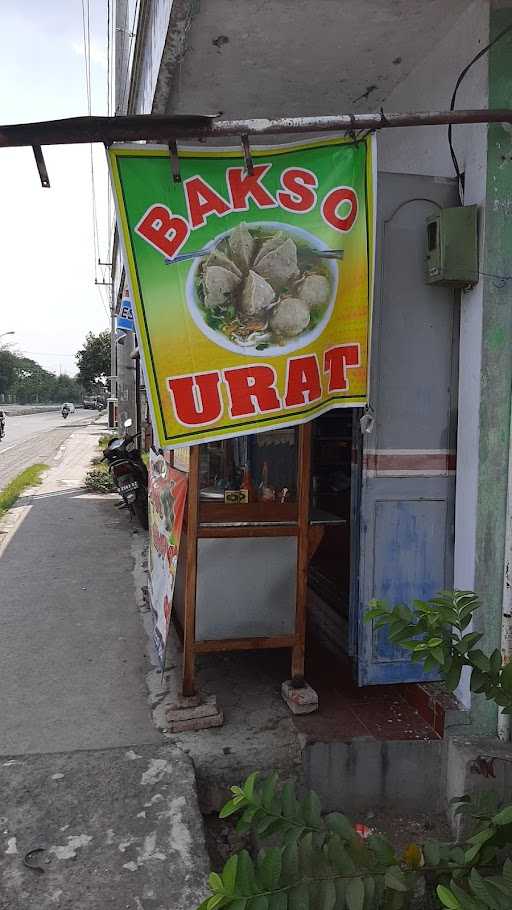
(166, 694, 219, 723)
(167, 692, 202, 711)
(167, 710, 224, 733)
(281, 680, 319, 715)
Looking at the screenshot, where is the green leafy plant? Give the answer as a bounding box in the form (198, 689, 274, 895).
(365, 591, 512, 713)
(84, 467, 115, 493)
(437, 859, 512, 909)
(197, 592, 512, 910)
(198, 771, 420, 910)
(197, 771, 512, 910)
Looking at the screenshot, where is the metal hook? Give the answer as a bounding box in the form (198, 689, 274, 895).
(347, 114, 357, 142)
(168, 141, 181, 183)
(360, 404, 375, 435)
(241, 133, 254, 176)
(32, 145, 50, 188)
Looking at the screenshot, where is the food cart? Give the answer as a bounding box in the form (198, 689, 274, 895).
(172, 417, 351, 703)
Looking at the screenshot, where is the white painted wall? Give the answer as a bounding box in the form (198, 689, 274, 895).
(379, 0, 489, 179)
(131, 0, 173, 115)
(380, 0, 489, 707)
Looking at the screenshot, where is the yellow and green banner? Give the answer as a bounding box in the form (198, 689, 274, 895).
(108, 137, 376, 448)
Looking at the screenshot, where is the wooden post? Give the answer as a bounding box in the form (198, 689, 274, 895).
(182, 445, 200, 697)
(292, 422, 312, 683)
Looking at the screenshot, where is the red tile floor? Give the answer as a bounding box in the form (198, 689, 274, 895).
(293, 638, 441, 742)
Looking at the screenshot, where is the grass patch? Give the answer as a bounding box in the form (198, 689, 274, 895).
(0, 464, 48, 518)
(98, 433, 116, 450)
(84, 465, 116, 493)
(85, 433, 116, 493)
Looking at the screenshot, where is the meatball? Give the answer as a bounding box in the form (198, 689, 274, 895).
(269, 297, 310, 338)
(297, 274, 330, 307)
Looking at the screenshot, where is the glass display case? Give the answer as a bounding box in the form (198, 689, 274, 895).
(197, 429, 298, 526)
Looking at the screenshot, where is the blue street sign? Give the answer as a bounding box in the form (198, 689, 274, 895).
(116, 298, 134, 332)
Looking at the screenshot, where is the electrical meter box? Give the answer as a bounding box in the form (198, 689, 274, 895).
(425, 204, 478, 287)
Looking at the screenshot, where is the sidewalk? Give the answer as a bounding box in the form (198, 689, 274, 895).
(0, 423, 209, 909)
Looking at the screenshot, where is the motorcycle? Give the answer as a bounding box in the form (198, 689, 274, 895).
(102, 418, 148, 529)
(62, 407, 70, 419)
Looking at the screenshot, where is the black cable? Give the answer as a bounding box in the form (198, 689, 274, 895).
(448, 22, 512, 202)
(384, 197, 442, 225)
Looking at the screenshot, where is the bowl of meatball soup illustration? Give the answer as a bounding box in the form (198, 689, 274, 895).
(185, 222, 339, 356)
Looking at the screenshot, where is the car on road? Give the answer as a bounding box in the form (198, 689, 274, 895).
(83, 396, 106, 410)
(62, 402, 76, 414)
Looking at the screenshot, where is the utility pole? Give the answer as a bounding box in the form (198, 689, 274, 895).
(115, 0, 130, 116)
(110, 294, 117, 401)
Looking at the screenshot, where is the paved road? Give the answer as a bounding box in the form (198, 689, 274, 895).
(0, 410, 96, 488)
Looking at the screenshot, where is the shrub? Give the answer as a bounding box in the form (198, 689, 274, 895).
(197, 592, 512, 910)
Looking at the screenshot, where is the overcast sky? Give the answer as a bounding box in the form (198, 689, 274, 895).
(0, 0, 112, 375)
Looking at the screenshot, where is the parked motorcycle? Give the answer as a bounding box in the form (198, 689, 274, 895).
(102, 419, 148, 529)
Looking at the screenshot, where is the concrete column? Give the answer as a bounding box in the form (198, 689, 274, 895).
(472, 6, 512, 733)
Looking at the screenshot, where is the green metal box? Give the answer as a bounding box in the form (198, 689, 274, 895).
(425, 204, 479, 287)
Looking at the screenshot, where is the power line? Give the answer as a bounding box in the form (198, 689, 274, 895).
(81, 0, 111, 321)
(448, 22, 512, 202)
(106, 0, 113, 254)
(24, 351, 80, 357)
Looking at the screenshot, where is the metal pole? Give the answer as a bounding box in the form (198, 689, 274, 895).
(135, 349, 141, 453)
(110, 291, 117, 427)
(115, 0, 130, 116)
(1, 109, 512, 148)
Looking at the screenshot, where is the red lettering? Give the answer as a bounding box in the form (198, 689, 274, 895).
(167, 372, 223, 426)
(224, 365, 281, 418)
(321, 187, 358, 232)
(183, 176, 230, 229)
(135, 204, 189, 259)
(324, 345, 360, 392)
(284, 355, 322, 407)
(227, 164, 276, 211)
(277, 168, 317, 213)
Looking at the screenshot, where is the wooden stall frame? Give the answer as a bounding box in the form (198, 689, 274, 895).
(178, 424, 314, 698)
(182, 444, 200, 696)
(292, 422, 312, 683)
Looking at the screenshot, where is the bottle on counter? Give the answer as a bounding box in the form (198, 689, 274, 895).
(258, 461, 276, 502)
(240, 464, 255, 502)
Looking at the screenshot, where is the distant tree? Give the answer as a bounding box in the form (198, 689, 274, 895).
(0, 349, 17, 396)
(10, 357, 53, 404)
(0, 349, 84, 404)
(75, 331, 110, 390)
(53, 374, 84, 402)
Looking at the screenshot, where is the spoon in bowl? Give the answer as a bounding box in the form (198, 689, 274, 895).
(164, 248, 344, 265)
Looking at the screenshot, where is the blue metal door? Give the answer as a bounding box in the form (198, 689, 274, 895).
(355, 172, 459, 685)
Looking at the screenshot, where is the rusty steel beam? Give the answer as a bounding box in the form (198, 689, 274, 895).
(0, 109, 512, 148)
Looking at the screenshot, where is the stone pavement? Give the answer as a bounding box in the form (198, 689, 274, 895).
(0, 422, 209, 909)
(0, 745, 209, 910)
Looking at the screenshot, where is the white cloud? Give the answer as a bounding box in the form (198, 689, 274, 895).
(0, 1, 112, 375)
(71, 38, 108, 72)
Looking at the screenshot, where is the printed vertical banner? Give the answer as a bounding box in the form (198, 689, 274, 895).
(148, 451, 187, 666)
(109, 136, 376, 448)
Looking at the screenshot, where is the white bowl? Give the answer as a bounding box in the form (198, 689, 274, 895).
(184, 221, 339, 357)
